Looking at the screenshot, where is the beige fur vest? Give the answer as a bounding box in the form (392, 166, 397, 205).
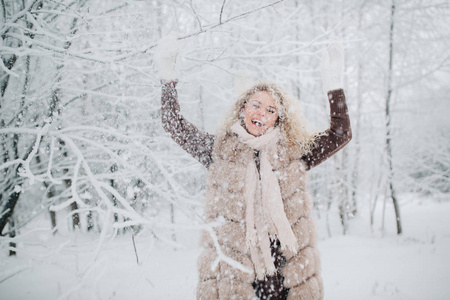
(197, 132, 323, 300)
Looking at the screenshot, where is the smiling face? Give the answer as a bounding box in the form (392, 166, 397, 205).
(243, 91, 279, 136)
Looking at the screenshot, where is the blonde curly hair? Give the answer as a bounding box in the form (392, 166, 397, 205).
(216, 82, 319, 155)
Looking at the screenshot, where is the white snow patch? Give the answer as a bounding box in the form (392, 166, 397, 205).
(1, 196, 449, 299)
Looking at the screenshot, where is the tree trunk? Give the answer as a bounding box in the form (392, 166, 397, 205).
(71, 201, 80, 230)
(0, 55, 17, 98)
(0, 0, 41, 235)
(351, 29, 363, 216)
(385, 0, 402, 235)
(47, 184, 57, 234)
(110, 164, 119, 233)
(0, 191, 20, 235)
(50, 209, 57, 234)
(87, 210, 94, 232)
(9, 214, 16, 256)
(0, 136, 22, 235)
(336, 154, 349, 235)
(35, 144, 59, 234)
(62, 147, 80, 230)
(46, 1, 87, 231)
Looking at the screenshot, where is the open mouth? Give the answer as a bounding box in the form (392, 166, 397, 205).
(252, 120, 264, 127)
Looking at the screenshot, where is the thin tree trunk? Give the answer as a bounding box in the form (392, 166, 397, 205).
(0, 8, 32, 233)
(47, 184, 57, 234)
(35, 147, 58, 234)
(61, 144, 80, 230)
(9, 214, 16, 256)
(326, 200, 332, 238)
(350, 5, 366, 217)
(46, 1, 86, 231)
(337, 155, 349, 235)
(0, 191, 20, 235)
(50, 208, 57, 233)
(370, 150, 387, 230)
(0, 56, 17, 99)
(110, 164, 119, 233)
(61, 145, 80, 230)
(0, 141, 38, 235)
(351, 56, 363, 215)
(0, 133, 21, 236)
(87, 210, 94, 232)
(385, 0, 402, 235)
(71, 201, 80, 230)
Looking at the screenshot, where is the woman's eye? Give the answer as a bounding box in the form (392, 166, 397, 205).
(252, 104, 260, 109)
(268, 108, 276, 114)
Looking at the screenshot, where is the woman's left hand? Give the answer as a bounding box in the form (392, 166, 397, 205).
(320, 43, 344, 94)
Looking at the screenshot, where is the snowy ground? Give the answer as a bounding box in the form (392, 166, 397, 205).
(1, 195, 449, 300)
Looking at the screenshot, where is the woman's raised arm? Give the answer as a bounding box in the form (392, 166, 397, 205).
(301, 43, 352, 169)
(156, 33, 215, 168)
(161, 81, 215, 168)
(301, 88, 352, 170)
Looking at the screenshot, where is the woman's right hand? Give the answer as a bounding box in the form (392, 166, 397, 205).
(154, 32, 180, 81)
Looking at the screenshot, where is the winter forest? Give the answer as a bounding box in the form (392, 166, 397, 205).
(1, 0, 449, 299)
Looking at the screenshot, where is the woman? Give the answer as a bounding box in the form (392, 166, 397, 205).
(158, 39, 351, 300)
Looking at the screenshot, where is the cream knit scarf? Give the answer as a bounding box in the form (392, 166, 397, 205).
(230, 122, 299, 280)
